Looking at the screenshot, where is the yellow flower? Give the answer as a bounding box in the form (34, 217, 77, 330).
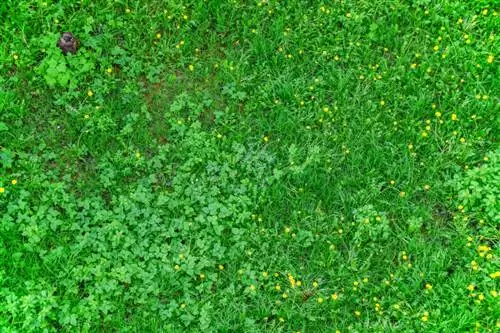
(262, 271, 268, 278)
(460, 137, 466, 143)
(331, 293, 338, 300)
(275, 284, 281, 291)
(174, 264, 180, 270)
(107, 67, 113, 73)
(489, 271, 500, 279)
(399, 191, 406, 198)
(156, 33, 161, 39)
(11, 179, 17, 185)
(433, 45, 439, 52)
(467, 284, 475, 291)
(218, 264, 224, 270)
(249, 284, 256, 291)
(125, 8, 131, 14)
(180, 303, 186, 309)
(313, 281, 319, 288)
(411, 63, 417, 69)
(263, 136, 269, 142)
(282, 292, 287, 298)
(284, 227, 291, 233)
(199, 273, 205, 279)
(188, 64, 194, 71)
(435, 111, 441, 117)
(487, 55, 494, 63)
(0, 187, 4, 193)
(296, 280, 302, 287)
(421, 315, 429, 322)
(354, 310, 361, 317)
(425, 283, 433, 290)
(317, 297, 324, 303)
(380, 100, 385, 106)
(87, 90, 94, 97)
(451, 114, 457, 121)
(423, 184, 430, 191)
(421, 131, 428, 138)
(478, 245, 491, 253)
(135, 151, 141, 158)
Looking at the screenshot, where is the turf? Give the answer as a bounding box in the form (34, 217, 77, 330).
(0, 1, 499, 332)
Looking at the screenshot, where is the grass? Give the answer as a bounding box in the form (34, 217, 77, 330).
(0, 0, 499, 332)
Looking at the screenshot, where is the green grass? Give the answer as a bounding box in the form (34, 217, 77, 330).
(0, 0, 499, 332)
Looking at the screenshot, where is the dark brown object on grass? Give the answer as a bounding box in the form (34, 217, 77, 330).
(57, 32, 79, 54)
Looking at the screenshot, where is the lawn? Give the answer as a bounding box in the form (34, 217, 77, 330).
(0, 0, 498, 332)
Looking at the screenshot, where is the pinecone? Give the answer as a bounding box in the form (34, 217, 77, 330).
(57, 32, 79, 55)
